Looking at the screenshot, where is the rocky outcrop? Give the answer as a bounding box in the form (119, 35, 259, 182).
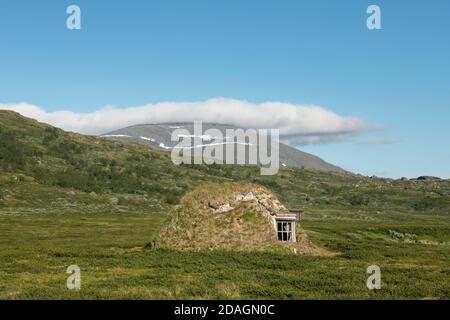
(209, 203, 234, 213)
(207, 189, 311, 247)
(414, 176, 441, 181)
(208, 188, 290, 231)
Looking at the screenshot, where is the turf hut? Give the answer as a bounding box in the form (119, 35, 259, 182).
(155, 183, 319, 254)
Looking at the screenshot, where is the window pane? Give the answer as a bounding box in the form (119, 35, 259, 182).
(277, 221, 295, 242)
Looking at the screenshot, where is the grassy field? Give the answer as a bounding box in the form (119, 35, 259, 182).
(1, 111, 449, 299)
(1, 204, 449, 299)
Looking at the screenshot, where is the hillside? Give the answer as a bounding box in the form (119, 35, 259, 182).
(0, 110, 223, 208)
(1, 110, 450, 217)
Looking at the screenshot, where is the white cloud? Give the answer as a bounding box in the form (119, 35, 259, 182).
(356, 137, 399, 145)
(0, 98, 376, 145)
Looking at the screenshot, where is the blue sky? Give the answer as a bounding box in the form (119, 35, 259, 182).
(1, 0, 449, 178)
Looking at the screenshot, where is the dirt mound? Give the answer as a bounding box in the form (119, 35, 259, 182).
(154, 182, 327, 255)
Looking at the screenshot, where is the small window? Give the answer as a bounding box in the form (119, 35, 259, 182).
(277, 221, 293, 241)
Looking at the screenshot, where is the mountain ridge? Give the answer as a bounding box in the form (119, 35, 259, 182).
(101, 122, 346, 173)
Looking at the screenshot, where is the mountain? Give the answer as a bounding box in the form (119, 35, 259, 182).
(1, 110, 448, 215)
(100, 123, 345, 173)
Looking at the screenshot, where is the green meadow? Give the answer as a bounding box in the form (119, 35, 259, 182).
(1, 208, 449, 299)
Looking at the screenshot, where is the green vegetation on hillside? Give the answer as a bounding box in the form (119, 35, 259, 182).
(0, 111, 449, 299)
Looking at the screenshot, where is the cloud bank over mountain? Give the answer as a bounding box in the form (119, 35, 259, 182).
(0, 98, 377, 145)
